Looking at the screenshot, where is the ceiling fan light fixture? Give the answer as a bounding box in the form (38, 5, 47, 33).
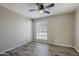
(39, 10, 44, 14)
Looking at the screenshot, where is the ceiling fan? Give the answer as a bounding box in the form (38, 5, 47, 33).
(29, 3, 54, 14)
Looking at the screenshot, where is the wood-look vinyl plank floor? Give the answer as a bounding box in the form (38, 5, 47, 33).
(0, 42, 79, 56)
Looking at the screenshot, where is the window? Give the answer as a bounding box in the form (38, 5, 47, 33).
(36, 21, 48, 40)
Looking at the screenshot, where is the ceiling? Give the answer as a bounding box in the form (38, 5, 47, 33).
(0, 3, 79, 19)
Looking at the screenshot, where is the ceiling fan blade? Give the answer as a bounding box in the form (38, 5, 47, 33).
(36, 3, 40, 9)
(29, 9, 38, 11)
(44, 3, 54, 9)
(36, 3, 39, 7)
(36, 3, 44, 10)
(44, 10, 50, 14)
(29, 10, 36, 11)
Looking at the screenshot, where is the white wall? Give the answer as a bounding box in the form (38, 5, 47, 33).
(48, 13, 74, 47)
(34, 13, 74, 47)
(0, 6, 32, 53)
(74, 8, 79, 52)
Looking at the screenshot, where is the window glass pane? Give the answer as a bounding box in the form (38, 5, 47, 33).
(36, 21, 47, 40)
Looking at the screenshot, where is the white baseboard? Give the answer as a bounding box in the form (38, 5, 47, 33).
(33, 40, 74, 48)
(74, 47, 79, 52)
(0, 41, 31, 54)
(48, 42, 74, 48)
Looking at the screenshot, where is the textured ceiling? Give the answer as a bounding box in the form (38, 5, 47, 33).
(0, 3, 79, 19)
